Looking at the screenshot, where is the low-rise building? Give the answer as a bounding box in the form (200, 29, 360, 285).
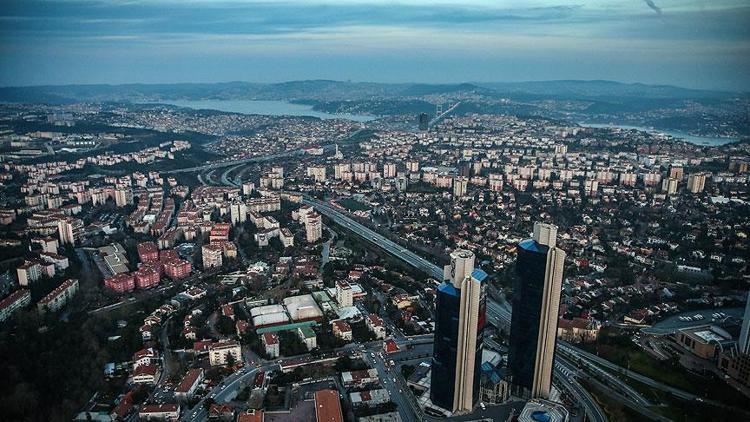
(332, 320, 352, 341)
(298, 326, 317, 351)
(175, 368, 204, 401)
(208, 340, 243, 366)
(37, 278, 79, 314)
(366, 314, 386, 339)
(133, 364, 160, 384)
(0, 289, 31, 322)
(341, 369, 379, 388)
(139, 404, 180, 421)
(314, 389, 343, 422)
(262, 332, 280, 358)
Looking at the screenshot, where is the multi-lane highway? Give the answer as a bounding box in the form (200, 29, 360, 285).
(301, 197, 444, 280)
(304, 196, 610, 420)
(164, 150, 304, 174)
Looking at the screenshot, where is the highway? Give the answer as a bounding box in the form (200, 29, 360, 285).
(304, 195, 609, 420)
(163, 149, 304, 174)
(554, 358, 607, 422)
(301, 197, 444, 280)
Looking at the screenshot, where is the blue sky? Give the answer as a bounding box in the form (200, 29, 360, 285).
(0, 0, 748, 90)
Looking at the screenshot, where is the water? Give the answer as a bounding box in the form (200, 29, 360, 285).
(581, 122, 740, 146)
(147, 99, 376, 122)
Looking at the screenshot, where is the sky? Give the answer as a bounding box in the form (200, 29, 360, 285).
(0, 0, 748, 90)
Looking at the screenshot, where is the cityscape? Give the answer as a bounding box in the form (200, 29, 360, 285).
(1, 1, 749, 422)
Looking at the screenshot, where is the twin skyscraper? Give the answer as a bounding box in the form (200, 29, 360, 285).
(430, 222, 566, 413)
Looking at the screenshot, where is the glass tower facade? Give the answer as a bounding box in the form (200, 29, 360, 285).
(431, 265, 486, 412)
(508, 222, 566, 400)
(431, 282, 462, 409)
(508, 239, 550, 398)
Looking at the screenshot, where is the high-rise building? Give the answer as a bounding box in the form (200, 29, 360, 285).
(431, 249, 486, 413)
(662, 177, 679, 195)
(418, 113, 430, 131)
(230, 202, 247, 225)
(383, 163, 397, 179)
(453, 176, 468, 198)
(740, 291, 750, 355)
(508, 222, 566, 400)
(687, 173, 707, 193)
(305, 212, 323, 243)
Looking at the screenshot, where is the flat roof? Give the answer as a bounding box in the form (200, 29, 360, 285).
(314, 389, 343, 422)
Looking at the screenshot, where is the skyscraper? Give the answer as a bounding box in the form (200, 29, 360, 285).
(418, 113, 429, 131)
(508, 222, 566, 399)
(740, 290, 750, 355)
(431, 249, 486, 413)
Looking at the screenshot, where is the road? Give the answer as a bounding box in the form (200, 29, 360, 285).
(302, 196, 611, 419)
(554, 358, 607, 422)
(301, 197, 444, 280)
(164, 150, 305, 174)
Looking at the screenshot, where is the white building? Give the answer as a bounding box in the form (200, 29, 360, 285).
(305, 212, 323, 243)
(262, 332, 280, 358)
(208, 341, 243, 366)
(336, 281, 354, 307)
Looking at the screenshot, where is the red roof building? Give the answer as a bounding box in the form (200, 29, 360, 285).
(137, 241, 159, 263)
(134, 265, 161, 289)
(164, 259, 191, 279)
(314, 389, 343, 422)
(105, 273, 135, 293)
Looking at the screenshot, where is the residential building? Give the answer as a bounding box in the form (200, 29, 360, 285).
(739, 290, 750, 355)
(175, 368, 204, 401)
(332, 320, 353, 341)
(17, 261, 43, 286)
(37, 278, 79, 314)
(139, 404, 180, 421)
(366, 314, 386, 339)
(0, 289, 31, 322)
(298, 327, 317, 351)
(105, 273, 135, 293)
(687, 172, 707, 193)
(202, 244, 223, 269)
(336, 280, 353, 307)
(132, 364, 160, 384)
(305, 212, 323, 243)
(262, 332, 280, 358)
(208, 340, 243, 366)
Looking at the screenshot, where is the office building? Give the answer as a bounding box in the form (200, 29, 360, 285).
(418, 113, 429, 131)
(431, 249, 486, 413)
(508, 222, 566, 400)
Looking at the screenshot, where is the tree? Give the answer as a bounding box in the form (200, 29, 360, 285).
(215, 315, 235, 337)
